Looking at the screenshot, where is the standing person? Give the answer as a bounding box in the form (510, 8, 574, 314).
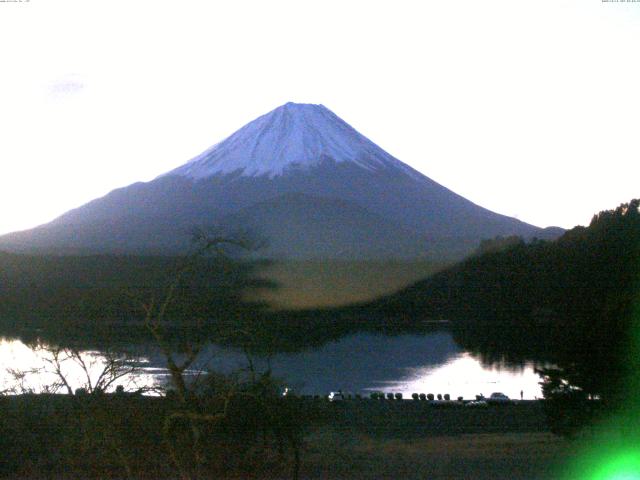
(520, 389, 523, 400)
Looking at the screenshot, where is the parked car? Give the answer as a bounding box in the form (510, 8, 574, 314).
(328, 391, 346, 402)
(465, 400, 488, 408)
(487, 392, 511, 405)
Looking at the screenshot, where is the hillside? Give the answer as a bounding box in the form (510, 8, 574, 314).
(367, 199, 640, 403)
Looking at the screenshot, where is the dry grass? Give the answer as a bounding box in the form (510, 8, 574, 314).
(300, 429, 573, 480)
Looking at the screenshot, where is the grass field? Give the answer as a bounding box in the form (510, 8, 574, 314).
(302, 430, 571, 480)
(300, 400, 573, 479)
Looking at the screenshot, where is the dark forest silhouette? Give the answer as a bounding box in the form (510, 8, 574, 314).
(370, 199, 640, 433)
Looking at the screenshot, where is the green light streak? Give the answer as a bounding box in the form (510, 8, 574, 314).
(559, 266, 640, 479)
(590, 451, 640, 480)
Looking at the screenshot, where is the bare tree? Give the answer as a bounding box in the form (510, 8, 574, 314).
(4, 340, 147, 395)
(141, 233, 252, 402)
(141, 233, 254, 479)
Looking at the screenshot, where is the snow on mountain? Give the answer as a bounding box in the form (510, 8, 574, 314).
(0, 101, 564, 259)
(166, 102, 422, 180)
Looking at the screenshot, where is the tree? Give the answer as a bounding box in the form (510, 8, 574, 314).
(476, 235, 525, 255)
(5, 340, 145, 395)
(141, 233, 254, 402)
(141, 232, 303, 480)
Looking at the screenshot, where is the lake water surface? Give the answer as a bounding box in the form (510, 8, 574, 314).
(0, 331, 543, 399)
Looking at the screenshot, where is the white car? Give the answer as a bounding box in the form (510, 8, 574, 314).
(328, 391, 346, 402)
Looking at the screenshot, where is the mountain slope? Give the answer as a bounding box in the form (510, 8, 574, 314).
(0, 102, 562, 259)
(219, 192, 428, 259)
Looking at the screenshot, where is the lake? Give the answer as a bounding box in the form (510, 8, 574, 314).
(0, 331, 544, 400)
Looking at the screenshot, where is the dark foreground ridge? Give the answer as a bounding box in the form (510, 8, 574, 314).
(0, 393, 558, 479)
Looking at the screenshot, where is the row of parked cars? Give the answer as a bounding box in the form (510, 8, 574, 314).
(325, 390, 512, 405)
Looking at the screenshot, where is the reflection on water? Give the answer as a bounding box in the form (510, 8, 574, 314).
(372, 352, 542, 400)
(0, 332, 543, 399)
(0, 338, 162, 394)
(263, 331, 460, 395)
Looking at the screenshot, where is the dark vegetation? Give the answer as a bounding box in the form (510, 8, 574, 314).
(370, 199, 640, 434)
(0, 199, 637, 478)
(0, 376, 309, 479)
(0, 252, 269, 329)
(0, 237, 312, 479)
(0, 392, 558, 479)
(0, 252, 439, 357)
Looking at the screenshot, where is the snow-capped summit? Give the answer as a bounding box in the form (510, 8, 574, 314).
(167, 102, 419, 180)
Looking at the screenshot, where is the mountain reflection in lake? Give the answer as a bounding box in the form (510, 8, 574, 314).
(0, 332, 543, 399)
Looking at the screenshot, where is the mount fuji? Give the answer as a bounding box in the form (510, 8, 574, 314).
(0, 102, 562, 259)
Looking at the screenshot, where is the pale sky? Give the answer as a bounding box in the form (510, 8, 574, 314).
(0, 0, 638, 235)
